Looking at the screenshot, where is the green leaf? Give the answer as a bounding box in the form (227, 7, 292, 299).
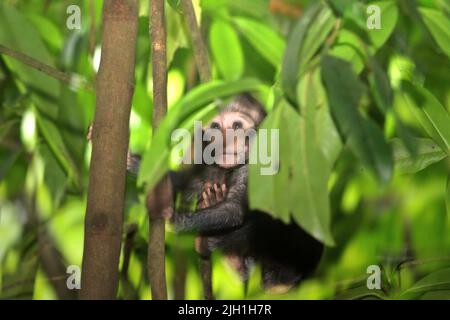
(298, 68, 342, 169)
(209, 19, 244, 81)
(27, 14, 63, 50)
(249, 100, 334, 245)
(334, 284, 386, 300)
(367, 1, 398, 48)
(138, 79, 264, 190)
(402, 268, 450, 295)
(419, 7, 450, 59)
(0, 4, 60, 97)
(321, 55, 393, 183)
(446, 175, 450, 218)
(298, 5, 336, 76)
(281, 2, 324, 103)
(420, 290, 450, 300)
(330, 29, 367, 74)
(33, 105, 79, 189)
(233, 17, 285, 67)
(39, 143, 67, 208)
(401, 81, 450, 156)
(368, 59, 393, 113)
(391, 138, 447, 173)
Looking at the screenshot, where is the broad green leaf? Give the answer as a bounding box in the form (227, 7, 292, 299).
(419, 7, 450, 59)
(368, 59, 393, 113)
(281, 2, 323, 103)
(202, 0, 269, 19)
(0, 4, 60, 97)
(27, 14, 63, 50)
(299, 5, 336, 76)
(233, 17, 285, 67)
(209, 20, 244, 81)
(39, 143, 67, 208)
(420, 290, 450, 300)
(248, 105, 286, 221)
(330, 29, 367, 74)
(391, 138, 447, 173)
(401, 81, 450, 156)
(367, 1, 398, 49)
(33, 105, 79, 189)
(322, 56, 393, 183)
(402, 268, 450, 295)
(138, 79, 264, 189)
(290, 111, 334, 245)
(249, 100, 334, 245)
(334, 284, 386, 300)
(298, 68, 342, 169)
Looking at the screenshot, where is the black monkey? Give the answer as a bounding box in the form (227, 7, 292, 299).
(147, 94, 324, 296)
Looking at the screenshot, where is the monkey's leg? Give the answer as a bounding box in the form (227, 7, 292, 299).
(195, 236, 214, 300)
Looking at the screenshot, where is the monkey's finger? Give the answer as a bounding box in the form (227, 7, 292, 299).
(214, 184, 223, 202)
(203, 182, 212, 193)
(202, 191, 210, 208)
(221, 184, 227, 197)
(207, 187, 216, 206)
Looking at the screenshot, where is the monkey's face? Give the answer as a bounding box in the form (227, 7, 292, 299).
(205, 111, 256, 168)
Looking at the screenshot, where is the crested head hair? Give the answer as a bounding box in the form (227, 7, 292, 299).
(222, 94, 267, 127)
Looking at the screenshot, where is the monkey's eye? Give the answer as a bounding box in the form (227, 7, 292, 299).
(210, 122, 221, 130)
(232, 121, 243, 130)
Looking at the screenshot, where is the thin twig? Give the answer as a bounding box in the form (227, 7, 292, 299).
(180, 0, 211, 82)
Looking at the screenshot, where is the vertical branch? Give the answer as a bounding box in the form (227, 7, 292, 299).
(148, 0, 169, 300)
(80, 0, 139, 300)
(180, 0, 211, 82)
(181, 0, 214, 300)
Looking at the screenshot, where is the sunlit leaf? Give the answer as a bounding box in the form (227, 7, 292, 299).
(367, 1, 398, 49)
(209, 19, 244, 81)
(330, 29, 367, 74)
(233, 17, 285, 67)
(419, 7, 450, 59)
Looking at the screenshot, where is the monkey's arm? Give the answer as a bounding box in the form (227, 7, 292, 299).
(173, 198, 245, 233)
(173, 167, 247, 233)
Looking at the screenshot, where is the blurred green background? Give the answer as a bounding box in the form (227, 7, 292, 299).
(0, 0, 449, 300)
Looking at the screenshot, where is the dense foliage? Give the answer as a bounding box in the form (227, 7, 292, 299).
(0, 0, 449, 299)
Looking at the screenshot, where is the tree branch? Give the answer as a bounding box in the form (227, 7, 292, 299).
(180, 0, 211, 82)
(0, 44, 92, 91)
(147, 0, 170, 300)
(80, 0, 139, 300)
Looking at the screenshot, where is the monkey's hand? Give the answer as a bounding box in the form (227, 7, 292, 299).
(146, 177, 173, 220)
(198, 183, 227, 209)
